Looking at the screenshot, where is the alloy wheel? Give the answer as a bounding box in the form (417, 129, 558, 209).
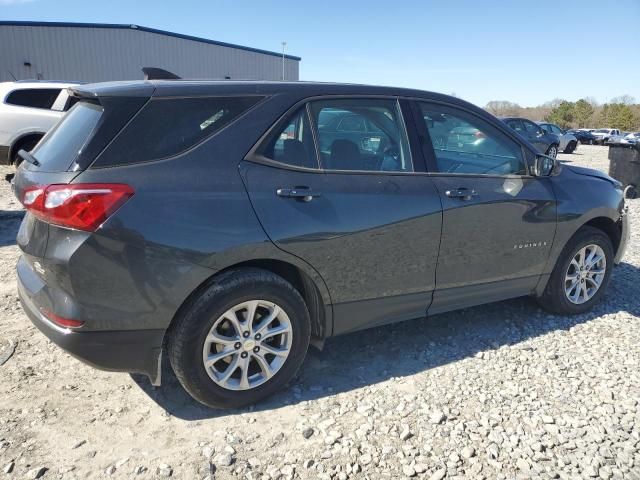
(564, 244, 606, 304)
(202, 300, 293, 391)
(548, 145, 558, 158)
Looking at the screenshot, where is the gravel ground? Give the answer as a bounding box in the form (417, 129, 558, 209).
(0, 145, 638, 480)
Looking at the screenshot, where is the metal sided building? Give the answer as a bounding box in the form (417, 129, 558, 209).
(0, 21, 301, 83)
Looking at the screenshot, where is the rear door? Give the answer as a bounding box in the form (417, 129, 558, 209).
(241, 97, 443, 335)
(412, 101, 557, 313)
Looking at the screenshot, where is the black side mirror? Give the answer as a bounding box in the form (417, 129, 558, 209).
(532, 154, 557, 176)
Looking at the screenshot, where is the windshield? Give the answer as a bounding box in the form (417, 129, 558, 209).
(31, 102, 103, 172)
(594, 129, 610, 133)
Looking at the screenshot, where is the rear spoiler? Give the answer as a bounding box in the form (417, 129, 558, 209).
(66, 67, 179, 100)
(68, 82, 156, 99)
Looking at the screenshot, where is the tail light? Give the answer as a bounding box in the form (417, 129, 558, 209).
(21, 183, 134, 232)
(40, 309, 85, 329)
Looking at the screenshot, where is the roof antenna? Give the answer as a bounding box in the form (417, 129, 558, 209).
(142, 67, 181, 80)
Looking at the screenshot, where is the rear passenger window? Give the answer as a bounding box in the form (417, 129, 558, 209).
(309, 99, 412, 172)
(5, 88, 61, 109)
(257, 108, 318, 169)
(99, 96, 263, 166)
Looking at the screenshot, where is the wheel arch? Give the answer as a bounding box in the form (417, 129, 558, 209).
(9, 131, 45, 164)
(535, 213, 622, 296)
(164, 258, 332, 352)
(582, 216, 622, 254)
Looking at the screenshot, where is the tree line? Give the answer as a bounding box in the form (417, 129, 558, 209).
(484, 95, 639, 131)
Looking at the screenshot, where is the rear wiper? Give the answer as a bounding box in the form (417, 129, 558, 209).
(17, 149, 40, 167)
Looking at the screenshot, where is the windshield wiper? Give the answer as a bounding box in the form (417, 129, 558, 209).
(17, 149, 40, 167)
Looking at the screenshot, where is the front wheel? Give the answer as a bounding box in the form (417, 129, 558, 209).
(537, 226, 613, 315)
(546, 144, 558, 158)
(168, 268, 311, 408)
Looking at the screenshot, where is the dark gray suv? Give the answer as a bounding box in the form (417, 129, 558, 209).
(14, 81, 630, 408)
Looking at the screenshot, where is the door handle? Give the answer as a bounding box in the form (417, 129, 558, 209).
(276, 187, 321, 202)
(445, 188, 478, 200)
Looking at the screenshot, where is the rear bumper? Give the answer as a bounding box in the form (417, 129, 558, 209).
(17, 256, 164, 384)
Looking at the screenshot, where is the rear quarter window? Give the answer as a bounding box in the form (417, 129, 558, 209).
(5, 88, 61, 109)
(95, 96, 263, 167)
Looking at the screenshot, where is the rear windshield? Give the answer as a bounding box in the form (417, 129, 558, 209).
(95, 96, 263, 167)
(31, 102, 103, 171)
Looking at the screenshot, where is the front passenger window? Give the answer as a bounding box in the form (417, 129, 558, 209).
(418, 103, 526, 175)
(523, 120, 542, 135)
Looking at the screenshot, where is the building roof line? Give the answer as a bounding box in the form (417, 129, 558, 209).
(0, 20, 302, 61)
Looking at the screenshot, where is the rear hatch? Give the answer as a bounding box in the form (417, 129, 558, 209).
(13, 83, 153, 258)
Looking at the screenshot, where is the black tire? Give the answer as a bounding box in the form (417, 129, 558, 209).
(537, 226, 614, 315)
(11, 138, 40, 167)
(563, 141, 577, 154)
(167, 268, 311, 408)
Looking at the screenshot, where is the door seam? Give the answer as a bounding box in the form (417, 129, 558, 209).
(236, 163, 336, 335)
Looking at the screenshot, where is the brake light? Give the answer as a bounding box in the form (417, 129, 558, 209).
(21, 183, 134, 232)
(40, 309, 85, 329)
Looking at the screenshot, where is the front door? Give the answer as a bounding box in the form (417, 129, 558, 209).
(241, 98, 442, 335)
(522, 118, 548, 152)
(413, 101, 557, 313)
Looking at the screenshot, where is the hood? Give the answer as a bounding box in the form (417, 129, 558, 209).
(565, 164, 621, 187)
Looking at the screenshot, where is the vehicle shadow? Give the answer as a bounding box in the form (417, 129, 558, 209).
(132, 260, 640, 420)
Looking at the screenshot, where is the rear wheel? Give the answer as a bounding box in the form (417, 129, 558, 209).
(537, 226, 613, 315)
(168, 268, 310, 408)
(546, 144, 558, 158)
(563, 141, 577, 154)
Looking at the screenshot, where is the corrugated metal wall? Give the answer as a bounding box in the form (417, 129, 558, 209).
(0, 25, 299, 82)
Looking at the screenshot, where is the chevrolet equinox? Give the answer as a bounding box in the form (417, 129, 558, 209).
(14, 81, 630, 408)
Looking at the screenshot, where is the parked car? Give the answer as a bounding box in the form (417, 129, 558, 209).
(625, 132, 640, 143)
(592, 128, 621, 145)
(567, 129, 598, 145)
(0, 81, 80, 166)
(501, 117, 560, 157)
(14, 81, 630, 408)
(608, 132, 640, 145)
(538, 122, 578, 153)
